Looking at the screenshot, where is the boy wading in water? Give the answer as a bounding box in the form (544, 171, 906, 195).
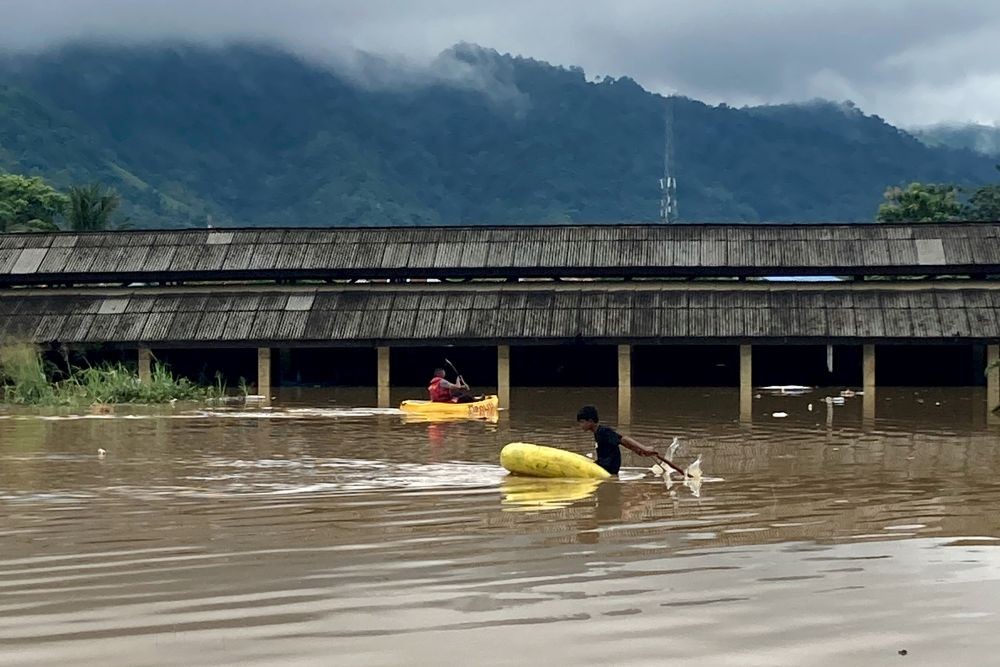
(576, 405, 658, 475)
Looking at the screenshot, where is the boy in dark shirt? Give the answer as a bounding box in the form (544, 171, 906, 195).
(576, 405, 658, 475)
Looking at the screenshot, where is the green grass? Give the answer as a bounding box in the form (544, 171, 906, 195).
(0, 343, 224, 406)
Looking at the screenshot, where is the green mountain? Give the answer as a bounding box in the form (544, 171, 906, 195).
(912, 123, 1000, 159)
(1, 43, 996, 226)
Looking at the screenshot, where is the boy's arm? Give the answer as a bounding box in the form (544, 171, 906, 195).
(621, 435, 657, 457)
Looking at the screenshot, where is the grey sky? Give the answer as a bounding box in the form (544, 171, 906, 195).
(2, 0, 998, 127)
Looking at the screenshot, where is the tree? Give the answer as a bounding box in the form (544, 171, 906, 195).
(964, 166, 1000, 221)
(0, 173, 68, 232)
(876, 183, 963, 223)
(67, 183, 127, 230)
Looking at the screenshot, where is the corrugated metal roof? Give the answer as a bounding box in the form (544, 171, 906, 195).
(2, 223, 999, 286)
(2, 283, 1000, 346)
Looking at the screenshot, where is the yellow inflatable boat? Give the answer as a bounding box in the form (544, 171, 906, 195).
(399, 395, 499, 420)
(500, 442, 612, 479)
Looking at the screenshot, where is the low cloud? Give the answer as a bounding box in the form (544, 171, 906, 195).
(2, 0, 998, 127)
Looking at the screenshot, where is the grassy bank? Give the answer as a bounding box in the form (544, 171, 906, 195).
(0, 344, 225, 406)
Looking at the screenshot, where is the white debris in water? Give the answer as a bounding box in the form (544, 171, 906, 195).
(97, 448, 106, 457)
(760, 385, 812, 392)
(807, 403, 814, 411)
(685, 455, 703, 481)
(667, 437, 681, 461)
(772, 412, 789, 418)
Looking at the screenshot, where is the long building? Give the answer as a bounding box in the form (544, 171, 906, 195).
(1, 222, 999, 419)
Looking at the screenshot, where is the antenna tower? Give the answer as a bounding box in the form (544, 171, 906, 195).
(660, 97, 679, 223)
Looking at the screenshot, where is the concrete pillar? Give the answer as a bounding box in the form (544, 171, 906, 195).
(987, 344, 999, 415)
(497, 345, 510, 410)
(257, 347, 271, 404)
(617, 344, 632, 425)
(377, 346, 391, 408)
(138, 346, 152, 385)
(863, 344, 876, 425)
(739, 344, 753, 423)
(863, 344, 876, 391)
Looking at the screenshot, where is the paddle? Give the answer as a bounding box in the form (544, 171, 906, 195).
(444, 358, 481, 401)
(444, 358, 469, 390)
(648, 437, 702, 480)
(653, 452, 686, 477)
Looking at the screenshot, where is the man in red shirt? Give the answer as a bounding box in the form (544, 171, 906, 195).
(427, 368, 474, 403)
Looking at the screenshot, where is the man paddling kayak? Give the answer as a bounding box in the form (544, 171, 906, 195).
(428, 368, 475, 403)
(576, 405, 657, 475)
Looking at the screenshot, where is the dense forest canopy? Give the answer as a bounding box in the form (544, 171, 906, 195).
(0, 43, 996, 228)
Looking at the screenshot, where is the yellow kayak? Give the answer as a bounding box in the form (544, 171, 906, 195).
(399, 394, 499, 420)
(500, 442, 612, 480)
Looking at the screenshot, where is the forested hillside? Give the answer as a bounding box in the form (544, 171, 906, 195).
(1, 43, 995, 227)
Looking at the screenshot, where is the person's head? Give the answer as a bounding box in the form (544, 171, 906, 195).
(577, 405, 599, 431)
(434, 368, 446, 378)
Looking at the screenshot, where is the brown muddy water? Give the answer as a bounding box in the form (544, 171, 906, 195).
(2, 387, 1000, 666)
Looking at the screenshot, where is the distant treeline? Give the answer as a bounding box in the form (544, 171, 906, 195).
(0, 173, 126, 232)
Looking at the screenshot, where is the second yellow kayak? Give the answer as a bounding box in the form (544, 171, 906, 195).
(500, 442, 611, 479)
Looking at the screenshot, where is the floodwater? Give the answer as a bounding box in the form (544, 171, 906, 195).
(2, 387, 1000, 666)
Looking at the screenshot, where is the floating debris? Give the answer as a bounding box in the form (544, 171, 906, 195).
(772, 411, 789, 418)
(97, 448, 107, 458)
(666, 436, 681, 461)
(760, 385, 812, 394)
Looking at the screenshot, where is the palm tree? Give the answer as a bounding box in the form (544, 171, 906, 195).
(67, 184, 128, 231)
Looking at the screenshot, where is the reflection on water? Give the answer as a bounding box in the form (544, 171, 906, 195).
(2, 387, 1000, 666)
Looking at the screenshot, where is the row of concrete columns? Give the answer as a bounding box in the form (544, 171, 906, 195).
(137, 343, 1000, 417)
(372, 345, 512, 409)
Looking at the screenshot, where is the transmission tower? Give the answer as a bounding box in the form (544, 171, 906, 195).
(660, 97, 679, 223)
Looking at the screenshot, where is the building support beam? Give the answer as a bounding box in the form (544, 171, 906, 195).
(618, 344, 632, 425)
(863, 344, 876, 425)
(257, 347, 272, 405)
(739, 344, 753, 424)
(497, 345, 511, 410)
(988, 344, 999, 415)
(377, 346, 391, 409)
(138, 346, 152, 385)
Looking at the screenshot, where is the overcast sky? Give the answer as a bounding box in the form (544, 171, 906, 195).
(2, 0, 998, 127)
